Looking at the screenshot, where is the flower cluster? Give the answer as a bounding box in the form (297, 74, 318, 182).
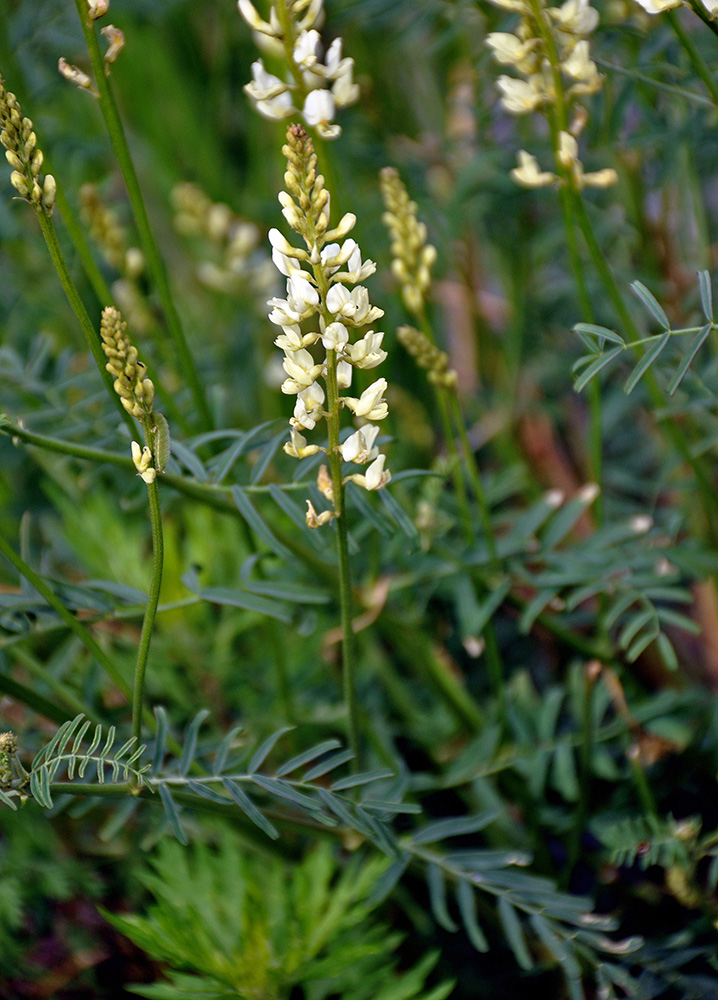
(379, 167, 437, 317)
(100, 306, 169, 485)
(488, 0, 602, 116)
(270, 124, 390, 521)
(633, 0, 717, 11)
(171, 181, 276, 298)
(238, 0, 359, 138)
(397, 325, 457, 390)
(0, 76, 55, 214)
(486, 0, 617, 191)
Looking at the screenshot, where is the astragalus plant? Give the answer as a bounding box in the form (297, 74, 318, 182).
(2, 0, 718, 997)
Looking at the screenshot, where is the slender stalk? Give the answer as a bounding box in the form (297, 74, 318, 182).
(438, 391, 473, 546)
(36, 210, 135, 435)
(324, 347, 360, 765)
(667, 9, 718, 107)
(52, 176, 114, 306)
(685, 0, 718, 42)
(132, 474, 164, 744)
(0, 532, 131, 698)
(72, 0, 212, 431)
(448, 394, 498, 563)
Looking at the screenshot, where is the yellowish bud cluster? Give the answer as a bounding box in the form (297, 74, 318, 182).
(379, 167, 437, 317)
(80, 183, 131, 272)
(171, 182, 272, 296)
(397, 325, 457, 390)
(282, 123, 331, 242)
(0, 730, 25, 787)
(100, 306, 155, 419)
(0, 77, 55, 213)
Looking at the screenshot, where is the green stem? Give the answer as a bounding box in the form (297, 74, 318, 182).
(685, 0, 718, 43)
(667, 9, 718, 107)
(36, 210, 135, 435)
(437, 390, 473, 546)
(324, 348, 360, 766)
(132, 475, 164, 744)
(72, 0, 212, 431)
(52, 176, 113, 306)
(448, 393, 498, 564)
(0, 532, 131, 699)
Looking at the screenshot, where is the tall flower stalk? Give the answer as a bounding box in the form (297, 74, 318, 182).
(268, 124, 390, 761)
(100, 307, 169, 744)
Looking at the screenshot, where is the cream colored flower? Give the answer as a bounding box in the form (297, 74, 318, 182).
(510, 150, 558, 188)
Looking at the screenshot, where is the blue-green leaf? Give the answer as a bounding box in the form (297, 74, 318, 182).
(624, 331, 671, 395)
(630, 280, 670, 330)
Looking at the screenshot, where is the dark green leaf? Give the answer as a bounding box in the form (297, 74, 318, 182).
(427, 863, 458, 932)
(179, 709, 210, 776)
(276, 739, 342, 777)
(572, 323, 625, 347)
(221, 778, 278, 839)
(331, 767, 394, 791)
(573, 347, 623, 392)
(413, 810, 498, 844)
(157, 784, 188, 845)
(456, 880, 489, 952)
(248, 726, 294, 773)
(231, 486, 292, 560)
(303, 749, 355, 781)
(624, 331, 671, 394)
(498, 897, 532, 970)
(668, 323, 712, 395)
(630, 280, 670, 329)
(698, 270, 713, 321)
(212, 725, 244, 776)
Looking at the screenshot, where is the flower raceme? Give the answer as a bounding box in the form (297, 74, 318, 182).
(632, 0, 718, 11)
(269, 124, 391, 525)
(485, 0, 617, 192)
(238, 0, 360, 138)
